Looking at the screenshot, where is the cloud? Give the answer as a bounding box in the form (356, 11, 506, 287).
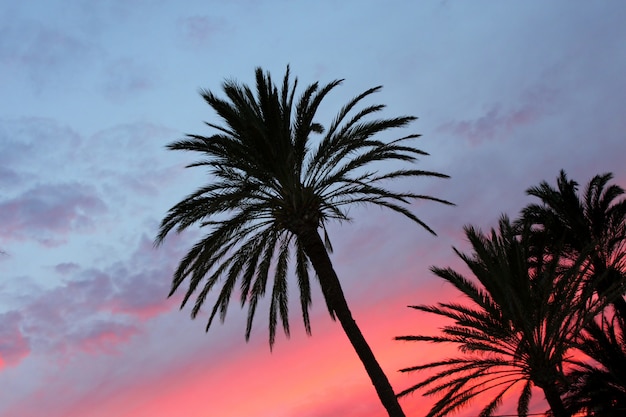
(102, 57, 156, 100)
(437, 85, 558, 145)
(104, 270, 179, 320)
(70, 320, 140, 355)
(0, 117, 183, 220)
(101, 233, 194, 318)
(3, 231, 191, 365)
(0, 183, 107, 246)
(0, 118, 82, 187)
(0, 17, 97, 92)
(0, 166, 20, 188)
(0, 116, 197, 367)
(0, 311, 30, 369)
(85, 122, 183, 192)
(177, 16, 226, 47)
(54, 262, 81, 275)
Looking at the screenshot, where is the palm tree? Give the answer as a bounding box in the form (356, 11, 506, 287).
(521, 170, 626, 321)
(155, 66, 451, 417)
(396, 216, 606, 417)
(562, 311, 626, 416)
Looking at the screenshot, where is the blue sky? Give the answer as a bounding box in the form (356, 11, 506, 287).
(1, 1, 625, 416)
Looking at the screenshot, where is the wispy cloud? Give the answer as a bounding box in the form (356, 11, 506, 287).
(177, 16, 226, 47)
(102, 58, 156, 101)
(0, 18, 97, 93)
(438, 85, 558, 145)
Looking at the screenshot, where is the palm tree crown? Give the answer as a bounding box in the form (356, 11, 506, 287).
(521, 170, 626, 320)
(397, 216, 604, 417)
(155, 66, 451, 417)
(563, 312, 626, 416)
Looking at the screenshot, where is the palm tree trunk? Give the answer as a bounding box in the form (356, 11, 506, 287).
(541, 384, 570, 417)
(299, 229, 406, 417)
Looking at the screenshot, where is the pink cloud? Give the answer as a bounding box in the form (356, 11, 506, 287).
(72, 321, 140, 355)
(9, 232, 190, 363)
(0, 311, 30, 369)
(1, 256, 547, 417)
(52, 286, 473, 417)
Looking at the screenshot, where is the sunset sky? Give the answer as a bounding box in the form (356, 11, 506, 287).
(1, 1, 625, 416)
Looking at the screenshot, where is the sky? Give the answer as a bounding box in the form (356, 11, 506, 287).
(1, 1, 625, 416)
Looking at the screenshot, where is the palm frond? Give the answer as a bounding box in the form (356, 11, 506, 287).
(156, 66, 449, 347)
(398, 215, 596, 416)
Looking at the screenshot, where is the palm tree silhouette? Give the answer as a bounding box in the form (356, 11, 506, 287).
(155, 66, 451, 416)
(563, 312, 626, 416)
(521, 170, 626, 321)
(396, 216, 606, 417)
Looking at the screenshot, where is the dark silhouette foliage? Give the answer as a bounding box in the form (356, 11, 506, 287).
(156, 66, 451, 417)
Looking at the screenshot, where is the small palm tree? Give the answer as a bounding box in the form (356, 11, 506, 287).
(396, 216, 605, 417)
(155, 66, 451, 417)
(563, 311, 626, 416)
(521, 170, 626, 321)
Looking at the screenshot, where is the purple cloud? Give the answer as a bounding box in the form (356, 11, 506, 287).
(0, 166, 20, 188)
(438, 85, 558, 145)
(54, 262, 81, 275)
(0, 18, 97, 92)
(6, 232, 190, 362)
(0, 118, 180, 201)
(0, 117, 83, 189)
(104, 269, 179, 320)
(102, 235, 187, 319)
(177, 16, 224, 46)
(0, 183, 107, 246)
(70, 320, 140, 355)
(20, 272, 114, 349)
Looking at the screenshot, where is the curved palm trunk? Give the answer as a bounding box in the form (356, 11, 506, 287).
(299, 229, 406, 417)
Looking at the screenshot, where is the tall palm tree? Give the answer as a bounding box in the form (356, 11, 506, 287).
(521, 170, 626, 321)
(396, 216, 605, 417)
(562, 311, 626, 416)
(155, 66, 451, 417)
